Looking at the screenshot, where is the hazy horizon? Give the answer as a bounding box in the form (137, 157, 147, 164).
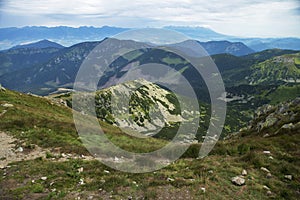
(0, 0, 299, 38)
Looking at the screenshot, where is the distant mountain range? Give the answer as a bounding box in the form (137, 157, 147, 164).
(1, 26, 300, 51)
(10, 39, 64, 50)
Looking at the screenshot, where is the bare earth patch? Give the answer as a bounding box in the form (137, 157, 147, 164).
(0, 132, 46, 168)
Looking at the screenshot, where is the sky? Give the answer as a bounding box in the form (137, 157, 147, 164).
(0, 0, 300, 37)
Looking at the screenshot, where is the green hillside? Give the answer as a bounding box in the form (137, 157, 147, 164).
(249, 53, 300, 85)
(0, 87, 299, 199)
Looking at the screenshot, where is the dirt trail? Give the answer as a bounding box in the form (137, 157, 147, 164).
(0, 132, 46, 168)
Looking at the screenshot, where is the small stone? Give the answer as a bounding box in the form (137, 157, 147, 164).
(231, 176, 245, 186)
(242, 169, 247, 176)
(267, 191, 272, 196)
(268, 156, 274, 160)
(77, 167, 83, 173)
(88, 196, 93, 200)
(200, 187, 206, 193)
(263, 134, 270, 138)
(104, 170, 110, 174)
(31, 180, 35, 183)
(132, 181, 137, 185)
(167, 177, 175, 182)
(41, 177, 47, 181)
(0, 165, 5, 169)
(79, 178, 85, 185)
(61, 153, 67, 158)
(50, 182, 55, 186)
(16, 147, 23, 153)
(260, 167, 270, 173)
(266, 173, 272, 179)
(208, 170, 214, 174)
(114, 156, 119, 162)
(263, 185, 270, 190)
(284, 175, 292, 180)
(263, 151, 271, 154)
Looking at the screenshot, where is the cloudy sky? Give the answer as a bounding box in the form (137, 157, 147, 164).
(0, 0, 299, 37)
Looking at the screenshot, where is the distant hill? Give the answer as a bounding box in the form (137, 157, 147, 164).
(199, 41, 254, 56)
(10, 39, 64, 50)
(248, 53, 300, 85)
(0, 47, 62, 76)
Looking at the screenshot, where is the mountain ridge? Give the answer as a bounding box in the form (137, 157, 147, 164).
(1, 26, 300, 51)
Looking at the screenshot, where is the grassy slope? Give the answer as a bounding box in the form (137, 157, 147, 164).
(0, 89, 299, 199)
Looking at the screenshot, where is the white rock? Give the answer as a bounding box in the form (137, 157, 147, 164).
(242, 169, 247, 176)
(231, 176, 245, 186)
(260, 167, 270, 173)
(79, 178, 85, 185)
(263, 185, 270, 190)
(2, 103, 13, 108)
(208, 170, 214, 174)
(263, 151, 271, 154)
(77, 167, 84, 173)
(267, 191, 272, 196)
(167, 177, 175, 182)
(200, 187, 206, 193)
(16, 147, 23, 153)
(104, 170, 110, 174)
(268, 156, 274, 160)
(114, 156, 120, 162)
(284, 175, 292, 180)
(41, 177, 47, 181)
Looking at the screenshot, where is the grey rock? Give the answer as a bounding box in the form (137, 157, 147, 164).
(266, 173, 272, 179)
(281, 123, 294, 130)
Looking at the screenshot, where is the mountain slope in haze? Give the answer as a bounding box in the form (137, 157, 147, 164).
(0, 41, 101, 94)
(199, 41, 254, 56)
(2, 26, 300, 51)
(164, 26, 228, 41)
(0, 47, 62, 76)
(0, 26, 129, 50)
(10, 39, 64, 50)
